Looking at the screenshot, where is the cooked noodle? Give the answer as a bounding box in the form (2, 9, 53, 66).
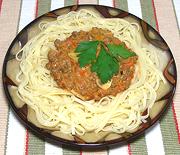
(15, 9, 166, 135)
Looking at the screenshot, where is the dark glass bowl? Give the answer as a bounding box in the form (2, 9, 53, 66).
(2, 5, 177, 149)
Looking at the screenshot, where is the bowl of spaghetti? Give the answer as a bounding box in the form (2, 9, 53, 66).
(2, 5, 177, 148)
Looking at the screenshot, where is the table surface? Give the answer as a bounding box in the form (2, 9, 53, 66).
(0, 0, 180, 155)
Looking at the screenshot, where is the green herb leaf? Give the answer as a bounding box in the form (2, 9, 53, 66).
(107, 43, 136, 59)
(91, 46, 119, 84)
(75, 40, 136, 84)
(75, 41, 99, 67)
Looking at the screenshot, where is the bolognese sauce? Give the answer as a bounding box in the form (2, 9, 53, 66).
(46, 28, 137, 100)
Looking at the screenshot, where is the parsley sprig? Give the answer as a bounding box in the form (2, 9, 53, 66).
(75, 41, 136, 84)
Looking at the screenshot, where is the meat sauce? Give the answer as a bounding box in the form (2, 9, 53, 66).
(46, 28, 137, 101)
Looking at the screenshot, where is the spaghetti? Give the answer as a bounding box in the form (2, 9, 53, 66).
(15, 9, 166, 136)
